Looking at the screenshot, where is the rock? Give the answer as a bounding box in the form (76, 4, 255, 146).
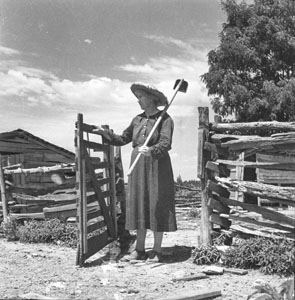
(202, 266, 224, 275)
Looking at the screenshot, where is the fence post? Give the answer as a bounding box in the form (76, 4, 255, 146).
(0, 154, 8, 223)
(197, 107, 212, 245)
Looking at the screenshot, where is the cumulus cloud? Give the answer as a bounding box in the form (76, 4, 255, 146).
(0, 46, 21, 56)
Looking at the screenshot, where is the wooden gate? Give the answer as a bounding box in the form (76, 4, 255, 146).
(75, 113, 117, 266)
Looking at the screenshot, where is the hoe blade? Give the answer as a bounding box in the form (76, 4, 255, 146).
(173, 79, 188, 93)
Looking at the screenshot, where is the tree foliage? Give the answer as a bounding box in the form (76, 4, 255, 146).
(201, 0, 295, 121)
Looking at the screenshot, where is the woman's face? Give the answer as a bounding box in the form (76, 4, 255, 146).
(135, 90, 157, 110)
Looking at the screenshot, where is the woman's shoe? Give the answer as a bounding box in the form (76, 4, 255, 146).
(146, 250, 162, 263)
(121, 249, 147, 261)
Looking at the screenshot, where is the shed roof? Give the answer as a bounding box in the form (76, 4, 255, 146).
(0, 129, 75, 159)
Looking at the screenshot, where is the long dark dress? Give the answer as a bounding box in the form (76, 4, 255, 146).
(104, 110, 177, 232)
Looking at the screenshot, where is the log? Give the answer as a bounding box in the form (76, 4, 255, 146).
(198, 107, 211, 246)
(230, 224, 294, 240)
(220, 214, 294, 235)
(212, 121, 295, 134)
(215, 177, 295, 205)
(212, 194, 295, 227)
(216, 132, 295, 152)
(0, 154, 8, 222)
(172, 273, 208, 282)
(10, 212, 45, 220)
(4, 163, 76, 175)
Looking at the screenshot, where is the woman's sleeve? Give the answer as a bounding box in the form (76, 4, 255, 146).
(150, 115, 174, 159)
(100, 120, 134, 146)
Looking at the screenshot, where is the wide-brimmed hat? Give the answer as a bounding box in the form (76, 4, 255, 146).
(130, 83, 168, 107)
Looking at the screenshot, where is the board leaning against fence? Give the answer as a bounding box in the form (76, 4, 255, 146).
(93, 83, 177, 263)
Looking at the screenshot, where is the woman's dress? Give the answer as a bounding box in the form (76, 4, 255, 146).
(104, 110, 177, 232)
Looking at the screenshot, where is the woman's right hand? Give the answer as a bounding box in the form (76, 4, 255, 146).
(92, 125, 104, 133)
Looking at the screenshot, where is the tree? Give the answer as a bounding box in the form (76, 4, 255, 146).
(176, 174, 183, 185)
(201, 0, 295, 121)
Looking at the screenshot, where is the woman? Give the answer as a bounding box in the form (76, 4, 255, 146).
(94, 83, 177, 262)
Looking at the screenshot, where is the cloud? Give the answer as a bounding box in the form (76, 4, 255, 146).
(0, 37, 213, 180)
(0, 46, 21, 56)
(84, 39, 92, 44)
(120, 35, 211, 118)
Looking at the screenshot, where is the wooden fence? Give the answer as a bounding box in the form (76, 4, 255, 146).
(197, 107, 295, 245)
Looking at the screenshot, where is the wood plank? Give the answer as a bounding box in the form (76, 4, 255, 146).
(23, 135, 75, 160)
(221, 213, 295, 234)
(257, 169, 295, 184)
(84, 151, 115, 237)
(158, 289, 222, 300)
(206, 161, 231, 177)
(87, 208, 102, 221)
(207, 180, 230, 198)
(212, 194, 295, 227)
(216, 159, 295, 171)
(87, 219, 106, 233)
(204, 142, 229, 157)
(83, 230, 111, 261)
(230, 224, 294, 240)
(208, 197, 230, 214)
(84, 140, 109, 152)
(172, 274, 208, 282)
(210, 212, 231, 228)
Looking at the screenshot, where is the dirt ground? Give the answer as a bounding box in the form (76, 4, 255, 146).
(0, 213, 291, 300)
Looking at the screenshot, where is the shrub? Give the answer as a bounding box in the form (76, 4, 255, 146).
(0, 216, 19, 241)
(1, 218, 78, 248)
(222, 237, 295, 277)
(192, 236, 295, 277)
(192, 245, 221, 265)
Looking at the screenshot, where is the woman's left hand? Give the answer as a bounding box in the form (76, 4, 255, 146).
(138, 146, 151, 156)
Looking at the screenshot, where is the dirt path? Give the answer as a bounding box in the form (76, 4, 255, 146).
(0, 214, 289, 300)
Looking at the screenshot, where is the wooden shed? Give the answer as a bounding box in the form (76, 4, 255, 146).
(0, 129, 75, 194)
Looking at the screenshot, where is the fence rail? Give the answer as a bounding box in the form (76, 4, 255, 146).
(198, 107, 295, 245)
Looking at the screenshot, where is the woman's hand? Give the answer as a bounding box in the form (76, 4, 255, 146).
(138, 145, 151, 156)
(92, 125, 104, 133)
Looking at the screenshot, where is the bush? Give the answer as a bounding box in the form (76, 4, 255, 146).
(192, 236, 295, 277)
(192, 245, 221, 265)
(1, 218, 78, 248)
(222, 237, 295, 277)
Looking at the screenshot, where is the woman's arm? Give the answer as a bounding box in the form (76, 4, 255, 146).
(149, 115, 174, 159)
(93, 121, 134, 146)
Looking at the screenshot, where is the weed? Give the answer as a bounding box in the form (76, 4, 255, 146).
(1, 218, 78, 248)
(192, 245, 221, 265)
(222, 237, 295, 277)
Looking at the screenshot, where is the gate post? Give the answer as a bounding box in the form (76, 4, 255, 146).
(0, 154, 8, 223)
(197, 107, 212, 245)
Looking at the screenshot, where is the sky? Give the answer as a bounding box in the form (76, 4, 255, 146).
(0, 0, 226, 181)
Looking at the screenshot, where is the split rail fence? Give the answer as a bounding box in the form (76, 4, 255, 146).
(197, 107, 295, 245)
